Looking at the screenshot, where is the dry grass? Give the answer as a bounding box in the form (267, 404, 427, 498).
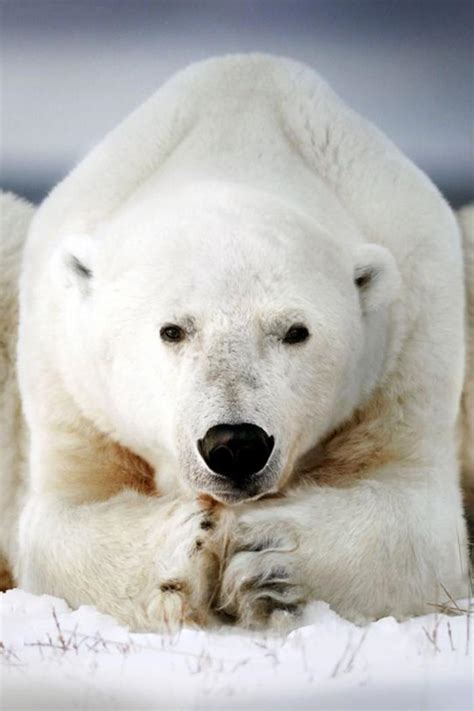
(331, 629, 369, 678)
(0, 640, 22, 667)
(422, 616, 442, 653)
(18, 607, 241, 670)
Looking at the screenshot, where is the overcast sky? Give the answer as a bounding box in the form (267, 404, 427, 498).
(1, 0, 473, 205)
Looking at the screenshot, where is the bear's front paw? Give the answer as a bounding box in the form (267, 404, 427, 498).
(217, 515, 310, 629)
(124, 498, 230, 633)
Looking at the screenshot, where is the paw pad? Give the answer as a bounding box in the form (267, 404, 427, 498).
(160, 579, 188, 594)
(200, 516, 215, 531)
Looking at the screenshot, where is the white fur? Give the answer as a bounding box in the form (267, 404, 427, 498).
(458, 204, 474, 499)
(0, 193, 34, 588)
(1, 55, 471, 629)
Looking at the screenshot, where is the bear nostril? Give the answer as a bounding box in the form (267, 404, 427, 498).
(198, 423, 274, 482)
(209, 444, 235, 475)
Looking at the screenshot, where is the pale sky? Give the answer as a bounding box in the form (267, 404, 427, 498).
(1, 0, 473, 205)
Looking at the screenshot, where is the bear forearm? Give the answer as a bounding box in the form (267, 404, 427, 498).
(16, 489, 227, 631)
(218, 468, 469, 626)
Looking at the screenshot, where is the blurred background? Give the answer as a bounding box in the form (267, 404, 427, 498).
(1, 0, 472, 207)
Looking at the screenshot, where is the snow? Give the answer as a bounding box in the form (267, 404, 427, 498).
(1, 589, 472, 710)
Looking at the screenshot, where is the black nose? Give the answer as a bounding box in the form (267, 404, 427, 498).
(198, 424, 274, 481)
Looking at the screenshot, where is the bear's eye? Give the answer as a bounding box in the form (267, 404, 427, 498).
(160, 324, 186, 343)
(282, 324, 310, 345)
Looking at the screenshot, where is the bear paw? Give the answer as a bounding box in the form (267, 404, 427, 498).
(114, 498, 230, 633)
(216, 514, 310, 630)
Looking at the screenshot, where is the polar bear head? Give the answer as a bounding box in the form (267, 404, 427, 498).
(53, 182, 400, 503)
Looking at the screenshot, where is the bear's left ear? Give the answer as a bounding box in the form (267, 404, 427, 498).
(51, 233, 98, 296)
(353, 244, 401, 313)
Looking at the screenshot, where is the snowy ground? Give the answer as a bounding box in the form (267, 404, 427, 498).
(1, 589, 472, 710)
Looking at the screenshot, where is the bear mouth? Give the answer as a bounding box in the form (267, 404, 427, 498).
(198, 484, 276, 505)
(190, 463, 281, 504)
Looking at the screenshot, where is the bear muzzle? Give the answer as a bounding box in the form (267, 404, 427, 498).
(197, 423, 275, 495)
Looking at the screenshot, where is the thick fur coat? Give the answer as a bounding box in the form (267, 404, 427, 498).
(1, 55, 472, 630)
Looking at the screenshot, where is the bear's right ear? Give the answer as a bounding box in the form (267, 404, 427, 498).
(51, 233, 98, 296)
(353, 243, 401, 313)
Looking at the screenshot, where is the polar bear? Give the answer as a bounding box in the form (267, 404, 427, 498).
(1, 55, 472, 630)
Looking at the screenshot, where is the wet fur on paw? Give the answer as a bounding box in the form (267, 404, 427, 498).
(216, 520, 309, 629)
(145, 500, 233, 631)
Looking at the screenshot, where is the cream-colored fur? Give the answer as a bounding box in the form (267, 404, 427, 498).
(1, 55, 472, 630)
(0, 193, 33, 590)
(458, 204, 474, 528)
